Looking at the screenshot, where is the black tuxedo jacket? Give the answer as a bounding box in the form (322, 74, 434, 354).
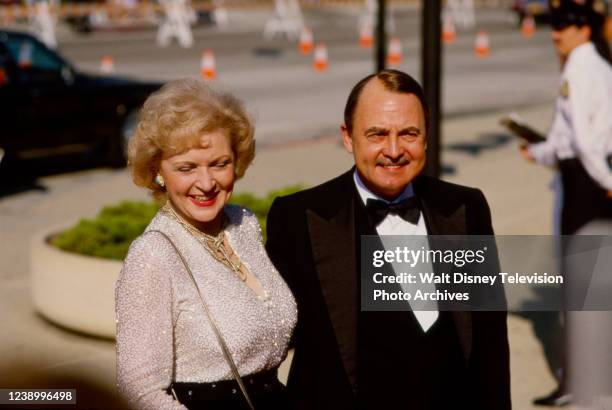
(266, 169, 511, 410)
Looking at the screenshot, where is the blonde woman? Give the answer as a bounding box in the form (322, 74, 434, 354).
(116, 78, 296, 409)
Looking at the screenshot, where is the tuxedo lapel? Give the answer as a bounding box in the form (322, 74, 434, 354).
(307, 183, 358, 389)
(419, 197, 467, 236)
(415, 176, 473, 362)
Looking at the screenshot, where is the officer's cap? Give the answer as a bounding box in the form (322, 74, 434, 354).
(549, 0, 608, 30)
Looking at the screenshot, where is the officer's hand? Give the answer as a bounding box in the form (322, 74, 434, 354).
(519, 144, 535, 162)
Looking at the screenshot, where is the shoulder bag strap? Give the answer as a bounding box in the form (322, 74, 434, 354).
(148, 230, 255, 410)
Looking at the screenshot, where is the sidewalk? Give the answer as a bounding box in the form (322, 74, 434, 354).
(0, 102, 561, 409)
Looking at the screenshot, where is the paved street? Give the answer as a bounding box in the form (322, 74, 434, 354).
(50, 4, 561, 144)
(0, 3, 579, 409)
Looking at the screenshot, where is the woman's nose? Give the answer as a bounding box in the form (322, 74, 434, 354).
(195, 168, 216, 192)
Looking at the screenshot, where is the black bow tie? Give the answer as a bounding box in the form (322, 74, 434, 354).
(366, 197, 420, 227)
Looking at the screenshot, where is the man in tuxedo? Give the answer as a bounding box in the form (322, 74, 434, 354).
(266, 70, 511, 409)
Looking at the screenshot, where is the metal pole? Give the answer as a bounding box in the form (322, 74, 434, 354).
(421, 0, 442, 178)
(375, 0, 386, 71)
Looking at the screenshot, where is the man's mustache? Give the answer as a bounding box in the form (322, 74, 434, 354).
(376, 157, 410, 166)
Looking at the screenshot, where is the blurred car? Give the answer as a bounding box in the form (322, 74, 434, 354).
(511, 0, 550, 24)
(0, 29, 162, 170)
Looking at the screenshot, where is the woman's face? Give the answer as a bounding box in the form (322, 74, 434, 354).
(159, 130, 235, 234)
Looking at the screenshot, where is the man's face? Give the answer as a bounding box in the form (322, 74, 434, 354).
(342, 79, 427, 201)
(551, 24, 590, 59)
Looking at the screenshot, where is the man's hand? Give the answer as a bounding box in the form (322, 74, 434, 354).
(519, 144, 535, 162)
(607, 190, 612, 199)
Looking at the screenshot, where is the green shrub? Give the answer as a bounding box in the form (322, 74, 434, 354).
(51, 185, 304, 261)
(231, 185, 304, 237)
(52, 201, 160, 260)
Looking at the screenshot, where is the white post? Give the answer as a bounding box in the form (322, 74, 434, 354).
(29, 0, 57, 48)
(462, 0, 475, 29)
(446, 0, 475, 29)
(212, 0, 229, 28)
(360, 0, 395, 35)
(156, 0, 194, 48)
(263, 0, 304, 41)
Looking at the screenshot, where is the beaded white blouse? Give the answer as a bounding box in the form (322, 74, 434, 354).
(115, 205, 297, 409)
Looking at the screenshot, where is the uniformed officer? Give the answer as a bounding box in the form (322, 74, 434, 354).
(521, 0, 612, 235)
(520, 0, 612, 406)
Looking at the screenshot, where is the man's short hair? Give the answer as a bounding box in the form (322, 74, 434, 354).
(343, 69, 430, 135)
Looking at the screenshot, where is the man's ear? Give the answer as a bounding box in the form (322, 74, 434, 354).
(341, 124, 354, 154)
(581, 25, 592, 41)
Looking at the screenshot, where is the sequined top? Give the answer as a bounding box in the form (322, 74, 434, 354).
(116, 205, 297, 409)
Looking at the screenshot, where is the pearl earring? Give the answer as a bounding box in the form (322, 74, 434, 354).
(155, 174, 165, 188)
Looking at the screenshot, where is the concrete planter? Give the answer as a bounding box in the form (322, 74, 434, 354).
(30, 226, 121, 339)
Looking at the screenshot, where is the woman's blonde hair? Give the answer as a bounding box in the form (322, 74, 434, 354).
(128, 78, 255, 197)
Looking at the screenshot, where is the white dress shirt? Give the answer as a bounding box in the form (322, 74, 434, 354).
(354, 171, 439, 332)
(529, 42, 612, 190)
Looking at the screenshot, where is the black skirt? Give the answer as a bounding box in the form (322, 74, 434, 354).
(167, 369, 292, 410)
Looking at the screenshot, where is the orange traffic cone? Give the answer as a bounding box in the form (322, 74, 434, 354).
(359, 23, 374, 49)
(200, 50, 216, 80)
(521, 15, 535, 38)
(313, 43, 328, 72)
(474, 31, 490, 58)
(299, 27, 314, 55)
(99, 55, 115, 74)
(387, 37, 402, 66)
(442, 15, 456, 44)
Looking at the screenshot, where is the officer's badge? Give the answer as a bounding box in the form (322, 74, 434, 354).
(560, 81, 569, 98)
